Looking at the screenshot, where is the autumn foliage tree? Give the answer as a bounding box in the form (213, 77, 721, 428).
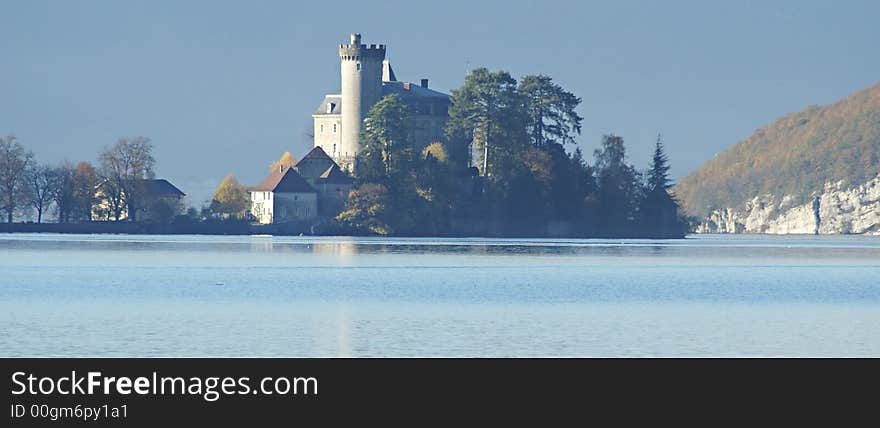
(211, 175, 249, 219)
(269, 152, 298, 172)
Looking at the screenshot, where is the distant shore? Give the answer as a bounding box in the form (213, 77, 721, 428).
(0, 221, 687, 239)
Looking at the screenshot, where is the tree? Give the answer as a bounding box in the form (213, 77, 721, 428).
(357, 94, 413, 183)
(98, 137, 155, 221)
(25, 164, 57, 223)
(518, 75, 583, 148)
(72, 162, 98, 221)
(594, 134, 641, 230)
(445, 68, 527, 176)
(211, 175, 249, 219)
(51, 163, 77, 223)
(646, 134, 672, 192)
(640, 135, 686, 237)
(335, 183, 392, 235)
(0, 135, 34, 223)
(269, 152, 298, 172)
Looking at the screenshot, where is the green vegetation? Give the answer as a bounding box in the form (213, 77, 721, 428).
(675, 81, 880, 218)
(336, 68, 688, 238)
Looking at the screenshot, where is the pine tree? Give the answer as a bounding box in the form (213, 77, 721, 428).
(647, 134, 672, 192)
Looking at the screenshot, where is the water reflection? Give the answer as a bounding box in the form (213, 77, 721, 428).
(1, 233, 879, 356)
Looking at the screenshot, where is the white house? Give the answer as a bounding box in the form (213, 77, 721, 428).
(249, 166, 318, 224)
(249, 146, 354, 224)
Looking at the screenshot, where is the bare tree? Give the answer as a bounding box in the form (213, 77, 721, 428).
(0, 135, 34, 223)
(98, 137, 155, 221)
(25, 164, 57, 223)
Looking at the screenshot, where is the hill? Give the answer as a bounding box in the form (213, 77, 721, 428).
(674, 81, 880, 219)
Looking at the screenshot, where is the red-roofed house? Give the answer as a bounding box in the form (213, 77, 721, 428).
(250, 165, 318, 224)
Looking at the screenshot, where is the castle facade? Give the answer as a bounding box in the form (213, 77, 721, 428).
(312, 33, 451, 171)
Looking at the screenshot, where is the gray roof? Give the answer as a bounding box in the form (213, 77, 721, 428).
(295, 146, 338, 179)
(116, 179, 185, 197)
(313, 94, 342, 115)
(319, 164, 354, 184)
(313, 82, 449, 118)
(382, 81, 450, 100)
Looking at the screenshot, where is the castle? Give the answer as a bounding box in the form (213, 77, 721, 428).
(312, 33, 451, 171)
(250, 33, 449, 224)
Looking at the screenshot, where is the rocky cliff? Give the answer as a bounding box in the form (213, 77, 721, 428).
(675, 80, 880, 234)
(696, 173, 880, 234)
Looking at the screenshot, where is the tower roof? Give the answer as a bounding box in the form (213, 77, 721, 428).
(382, 60, 397, 82)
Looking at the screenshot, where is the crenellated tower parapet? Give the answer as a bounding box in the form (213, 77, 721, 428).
(338, 33, 386, 171)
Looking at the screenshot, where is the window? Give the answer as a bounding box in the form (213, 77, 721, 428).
(327, 103, 335, 114)
(320, 124, 324, 133)
(356, 62, 361, 71)
(333, 123, 337, 133)
(332, 143, 336, 155)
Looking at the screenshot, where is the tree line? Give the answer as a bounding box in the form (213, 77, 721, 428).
(0, 135, 159, 223)
(336, 68, 688, 237)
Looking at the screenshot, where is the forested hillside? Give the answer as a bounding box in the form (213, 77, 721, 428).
(675, 81, 880, 218)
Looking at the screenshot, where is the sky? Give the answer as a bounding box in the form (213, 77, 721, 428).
(3, 0, 879, 205)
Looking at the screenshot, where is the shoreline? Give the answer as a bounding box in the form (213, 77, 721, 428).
(0, 221, 687, 239)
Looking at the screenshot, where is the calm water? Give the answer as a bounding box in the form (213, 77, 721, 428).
(1, 233, 879, 357)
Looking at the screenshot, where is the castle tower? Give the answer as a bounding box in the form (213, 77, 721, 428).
(339, 33, 385, 171)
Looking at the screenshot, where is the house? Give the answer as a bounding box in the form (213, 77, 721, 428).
(294, 147, 354, 217)
(249, 146, 354, 224)
(93, 179, 186, 222)
(250, 166, 318, 224)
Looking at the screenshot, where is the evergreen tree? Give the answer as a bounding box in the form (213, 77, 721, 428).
(518, 75, 583, 148)
(594, 134, 641, 231)
(444, 68, 527, 177)
(647, 134, 672, 192)
(357, 94, 413, 183)
(640, 134, 686, 237)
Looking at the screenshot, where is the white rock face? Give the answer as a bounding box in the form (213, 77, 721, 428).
(697, 174, 880, 234)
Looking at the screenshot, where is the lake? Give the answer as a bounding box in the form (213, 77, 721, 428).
(1, 233, 879, 357)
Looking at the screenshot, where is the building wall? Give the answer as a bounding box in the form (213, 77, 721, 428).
(313, 115, 342, 158)
(273, 192, 318, 222)
(410, 115, 448, 152)
(250, 191, 274, 224)
(313, 182, 353, 217)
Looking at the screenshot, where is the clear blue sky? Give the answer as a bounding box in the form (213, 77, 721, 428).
(3, 0, 878, 204)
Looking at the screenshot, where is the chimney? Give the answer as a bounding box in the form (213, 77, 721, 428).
(420, 79, 428, 88)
